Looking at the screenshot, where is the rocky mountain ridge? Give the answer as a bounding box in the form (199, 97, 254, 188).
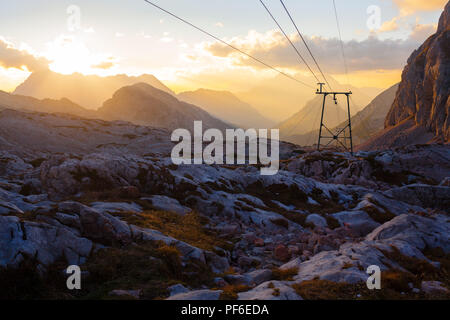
(361, 3, 449, 150)
(13, 69, 175, 109)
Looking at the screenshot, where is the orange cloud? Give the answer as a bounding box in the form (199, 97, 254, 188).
(0, 37, 49, 72)
(379, 17, 400, 32)
(91, 61, 116, 70)
(393, 0, 447, 15)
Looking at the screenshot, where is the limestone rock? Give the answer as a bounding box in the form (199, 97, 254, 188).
(166, 289, 222, 300)
(238, 281, 302, 300)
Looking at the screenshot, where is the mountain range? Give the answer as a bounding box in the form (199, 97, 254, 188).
(3, 81, 230, 132)
(13, 70, 174, 109)
(0, 90, 95, 118)
(4, 2, 449, 151)
(178, 89, 274, 129)
(237, 73, 379, 122)
(98, 83, 229, 131)
(276, 81, 382, 141)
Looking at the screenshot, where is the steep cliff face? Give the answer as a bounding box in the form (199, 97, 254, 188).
(385, 2, 450, 142)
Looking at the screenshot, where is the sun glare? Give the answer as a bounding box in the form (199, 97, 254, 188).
(45, 36, 115, 76)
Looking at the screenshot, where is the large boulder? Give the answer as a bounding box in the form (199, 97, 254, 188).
(40, 153, 144, 199)
(58, 201, 132, 245)
(166, 289, 222, 300)
(238, 281, 302, 300)
(383, 184, 450, 211)
(284, 213, 450, 284)
(332, 210, 380, 236)
(0, 215, 93, 268)
(141, 195, 191, 216)
(0, 152, 32, 177)
(305, 214, 328, 228)
(0, 199, 24, 215)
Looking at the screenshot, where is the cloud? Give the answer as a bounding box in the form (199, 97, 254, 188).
(379, 17, 400, 32)
(202, 29, 425, 73)
(91, 61, 115, 70)
(409, 22, 438, 41)
(214, 22, 224, 28)
(0, 37, 49, 72)
(115, 32, 125, 38)
(392, 0, 447, 15)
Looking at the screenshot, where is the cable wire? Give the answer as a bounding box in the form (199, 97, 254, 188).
(143, 0, 314, 89)
(332, 0, 350, 86)
(279, 0, 333, 91)
(258, 0, 321, 84)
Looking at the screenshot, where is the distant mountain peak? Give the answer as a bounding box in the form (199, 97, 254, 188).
(178, 88, 274, 129)
(99, 83, 229, 131)
(13, 70, 175, 109)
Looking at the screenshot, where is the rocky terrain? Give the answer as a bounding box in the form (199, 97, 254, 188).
(361, 2, 449, 150)
(0, 107, 448, 300)
(0, 3, 448, 301)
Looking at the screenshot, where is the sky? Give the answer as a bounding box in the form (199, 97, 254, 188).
(0, 0, 446, 93)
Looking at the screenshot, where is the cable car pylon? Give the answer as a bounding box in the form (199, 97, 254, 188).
(316, 83, 353, 155)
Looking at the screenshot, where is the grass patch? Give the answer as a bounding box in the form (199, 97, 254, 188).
(272, 267, 298, 281)
(219, 284, 251, 300)
(361, 205, 396, 224)
(112, 210, 234, 252)
(83, 241, 216, 300)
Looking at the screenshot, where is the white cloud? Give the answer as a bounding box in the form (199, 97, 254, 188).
(202, 29, 429, 73)
(409, 22, 438, 41)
